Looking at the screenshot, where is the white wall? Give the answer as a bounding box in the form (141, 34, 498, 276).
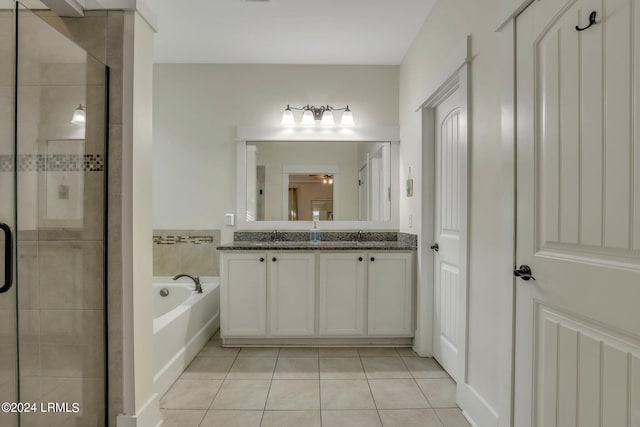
(120, 10, 159, 427)
(152, 64, 398, 242)
(399, 0, 509, 425)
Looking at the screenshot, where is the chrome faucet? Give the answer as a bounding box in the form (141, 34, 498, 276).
(271, 230, 279, 241)
(173, 273, 202, 293)
(356, 230, 363, 241)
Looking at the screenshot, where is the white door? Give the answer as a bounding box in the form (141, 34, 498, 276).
(269, 252, 315, 336)
(221, 253, 267, 337)
(433, 88, 463, 381)
(371, 148, 383, 221)
(318, 252, 366, 336)
(367, 252, 413, 336)
(359, 164, 368, 220)
(515, 1, 640, 426)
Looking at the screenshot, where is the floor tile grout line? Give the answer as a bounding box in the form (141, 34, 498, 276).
(399, 354, 436, 410)
(360, 352, 384, 427)
(431, 406, 447, 427)
(413, 376, 434, 409)
(258, 350, 278, 425)
(318, 355, 322, 427)
(205, 339, 239, 413)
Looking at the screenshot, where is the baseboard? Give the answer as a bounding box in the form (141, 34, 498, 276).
(153, 315, 219, 397)
(116, 393, 162, 427)
(221, 337, 413, 346)
(457, 382, 499, 427)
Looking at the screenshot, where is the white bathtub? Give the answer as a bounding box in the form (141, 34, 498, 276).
(152, 277, 220, 396)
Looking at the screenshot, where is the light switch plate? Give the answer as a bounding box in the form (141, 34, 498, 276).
(225, 213, 235, 226)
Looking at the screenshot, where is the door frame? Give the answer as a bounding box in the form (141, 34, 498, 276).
(418, 35, 471, 384)
(281, 165, 340, 220)
(498, 3, 535, 427)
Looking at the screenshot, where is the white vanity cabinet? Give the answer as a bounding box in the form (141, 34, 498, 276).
(220, 252, 267, 337)
(367, 252, 414, 336)
(318, 252, 366, 336)
(269, 253, 315, 336)
(220, 249, 415, 343)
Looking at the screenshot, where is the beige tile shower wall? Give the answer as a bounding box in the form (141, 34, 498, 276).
(153, 230, 221, 277)
(35, 10, 126, 427)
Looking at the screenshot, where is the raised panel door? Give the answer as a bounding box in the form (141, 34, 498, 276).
(515, 1, 640, 424)
(269, 252, 315, 337)
(221, 253, 267, 337)
(319, 252, 366, 336)
(367, 252, 414, 336)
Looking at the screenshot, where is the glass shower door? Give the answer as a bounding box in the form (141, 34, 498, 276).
(0, 2, 18, 426)
(0, 3, 109, 426)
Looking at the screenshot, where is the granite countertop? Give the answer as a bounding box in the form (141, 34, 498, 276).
(217, 240, 416, 251)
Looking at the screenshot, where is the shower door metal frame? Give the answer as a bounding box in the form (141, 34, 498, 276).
(11, 2, 111, 425)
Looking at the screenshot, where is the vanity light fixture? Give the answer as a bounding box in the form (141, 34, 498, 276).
(301, 109, 315, 127)
(71, 104, 86, 125)
(341, 106, 354, 127)
(281, 104, 354, 127)
(281, 105, 296, 127)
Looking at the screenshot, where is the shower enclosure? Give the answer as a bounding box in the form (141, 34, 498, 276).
(0, 2, 108, 426)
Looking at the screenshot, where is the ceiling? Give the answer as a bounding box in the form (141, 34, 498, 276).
(144, 0, 436, 65)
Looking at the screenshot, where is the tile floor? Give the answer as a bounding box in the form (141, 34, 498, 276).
(160, 332, 471, 427)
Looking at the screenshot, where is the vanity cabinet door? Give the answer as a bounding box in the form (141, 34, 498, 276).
(221, 253, 267, 337)
(319, 253, 366, 336)
(367, 252, 414, 336)
(269, 252, 316, 337)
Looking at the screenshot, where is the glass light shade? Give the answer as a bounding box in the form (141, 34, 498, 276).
(71, 104, 86, 125)
(340, 108, 354, 127)
(301, 109, 315, 127)
(321, 109, 335, 126)
(281, 107, 295, 127)
(329, 178, 333, 184)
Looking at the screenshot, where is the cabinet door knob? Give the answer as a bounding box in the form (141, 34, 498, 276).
(272, 257, 277, 262)
(259, 257, 265, 262)
(370, 257, 375, 262)
(358, 257, 363, 262)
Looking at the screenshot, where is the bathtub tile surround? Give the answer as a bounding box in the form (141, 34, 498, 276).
(153, 229, 221, 276)
(159, 332, 471, 427)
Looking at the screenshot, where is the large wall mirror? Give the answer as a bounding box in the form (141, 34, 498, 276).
(236, 127, 400, 230)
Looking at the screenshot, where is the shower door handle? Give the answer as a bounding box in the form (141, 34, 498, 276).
(0, 223, 13, 294)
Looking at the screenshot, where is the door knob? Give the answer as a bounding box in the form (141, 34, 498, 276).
(514, 265, 535, 281)
(430, 243, 439, 252)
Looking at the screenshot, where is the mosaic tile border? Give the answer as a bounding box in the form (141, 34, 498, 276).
(0, 154, 104, 172)
(153, 235, 215, 245)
